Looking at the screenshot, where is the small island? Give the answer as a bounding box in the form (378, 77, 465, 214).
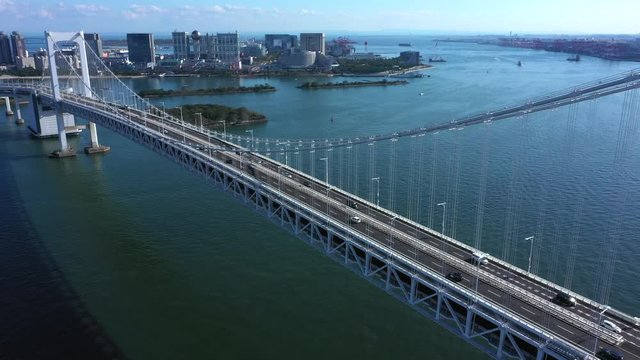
(138, 84, 276, 98)
(297, 79, 408, 90)
(166, 104, 267, 129)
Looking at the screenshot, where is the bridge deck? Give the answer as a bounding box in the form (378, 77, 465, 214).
(1, 79, 639, 360)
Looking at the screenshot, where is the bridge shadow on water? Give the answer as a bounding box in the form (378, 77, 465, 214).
(0, 146, 126, 359)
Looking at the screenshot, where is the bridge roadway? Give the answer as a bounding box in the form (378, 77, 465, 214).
(75, 94, 640, 360)
(3, 83, 639, 359)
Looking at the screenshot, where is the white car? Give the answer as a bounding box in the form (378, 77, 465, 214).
(349, 216, 362, 224)
(601, 319, 622, 334)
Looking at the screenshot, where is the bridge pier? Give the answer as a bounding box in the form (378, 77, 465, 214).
(84, 122, 110, 154)
(2, 96, 13, 116)
(14, 96, 24, 124)
(49, 104, 76, 158)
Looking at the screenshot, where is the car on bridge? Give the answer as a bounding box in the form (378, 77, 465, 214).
(601, 319, 623, 334)
(349, 216, 362, 224)
(447, 272, 463, 283)
(596, 347, 624, 360)
(552, 292, 577, 307)
(471, 252, 489, 266)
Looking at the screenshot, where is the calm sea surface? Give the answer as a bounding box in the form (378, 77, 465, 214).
(2, 35, 639, 359)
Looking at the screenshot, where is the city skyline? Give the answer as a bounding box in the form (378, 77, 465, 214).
(0, 0, 639, 35)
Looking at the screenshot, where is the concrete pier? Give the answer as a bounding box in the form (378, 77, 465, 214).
(2, 96, 13, 116)
(84, 122, 110, 154)
(14, 98, 24, 124)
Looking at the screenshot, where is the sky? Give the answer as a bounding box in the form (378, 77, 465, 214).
(1, 0, 639, 36)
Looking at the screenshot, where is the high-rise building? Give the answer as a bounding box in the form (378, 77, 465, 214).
(83, 33, 103, 58)
(0, 32, 12, 65)
(215, 32, 240, 64)
(264, 34, 297, 52)
(126, 33, 155, 66)
(172, 31, 190, 60)
(10, 31, 27, 59)
(300, 33, 325, 54)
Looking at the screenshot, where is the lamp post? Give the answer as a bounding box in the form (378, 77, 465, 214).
(193, 113, 202, 131)
(222, 119, 226, 137)
(524, 236, 535, 273)
(194, 112, 203, 130)
(320, 157, 329, 186)
(371, 177, 380, 207)
(437, 202, 447, 236)
(178, 106, 185, 142)
(160, 101, 166, 134)
(594, 306, 610, 355)
(245, 129, 254, 151)
(320, 157, 329, 216)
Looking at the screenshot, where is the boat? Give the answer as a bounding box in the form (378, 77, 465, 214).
(428, 56, 446, 63)
(149, 73, 166, 77)
(398, 43, 411, 47)
(567, 54, 581, 62)
(517, 60, 522, 67)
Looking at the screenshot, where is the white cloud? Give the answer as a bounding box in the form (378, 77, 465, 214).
(300, 9, 318, 16)
(37, 8, 54, 18)
(122, 4, 167, 20)
(0, 0, 15, 12)
(74, 4, 108, 16)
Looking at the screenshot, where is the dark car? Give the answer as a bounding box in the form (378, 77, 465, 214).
(552, 292, 577, 307)
(596, 348, 624, 360)
(447, 272, 463, 283)
(225, 159, 233, 164)
(348, 200, 359, 209)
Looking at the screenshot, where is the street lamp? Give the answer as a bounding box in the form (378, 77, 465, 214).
(245, 129, 254, 151)
(437, 202, 447, 236)
(594, 306, 610, 355)
(160, 101, 166, 134)
(319, 157, 329, 217)
(178, 106, 185, 142)
(320, 157, 329, 186)
(371, 177, 380, 207)
(221, 119, 226, 137)
(194, 112, 203, 130)
(524, 236, 535, 273)
(194, 112, 203, 131)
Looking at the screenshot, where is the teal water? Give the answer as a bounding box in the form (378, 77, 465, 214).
(2, 36, 639, 359)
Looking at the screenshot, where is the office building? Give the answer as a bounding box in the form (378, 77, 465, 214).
(0, 32, 12, 65)
(172, 31, 190, 60)
(33, 49, 48, 72)
(215, 32, 240, 64)
(264, 34, 297, 52)
(126, 33, 155, 66)
(300, 33, 325, 54)
(83, 33, 103, 57)
(10, 31, 27, 59)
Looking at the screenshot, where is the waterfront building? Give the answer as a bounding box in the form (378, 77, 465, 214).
(15, 56, 34, 69)
(10, 31, 27, 59)
(264, 34, 297, 52)
(300, 33, 325, 54)
(215, 32, 240, 64)
(126, 33, 156, 67)
(83, 33, 103, 57)
(33, 50, 48, 72)
(0, 32, 12, 65)
(242, 43, 266, 58)
(399, 51, 420, 66)
(172, 31, 190, 60)
(278, 48, 317, 68)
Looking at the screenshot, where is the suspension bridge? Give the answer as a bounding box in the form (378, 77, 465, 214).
(1, 31, 640, 360)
